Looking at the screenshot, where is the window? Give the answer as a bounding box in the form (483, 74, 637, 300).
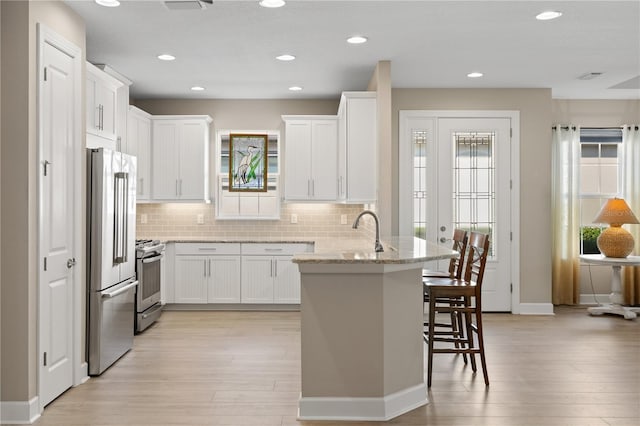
(578, 128, 623, 254)
(215, 130, 280, 219)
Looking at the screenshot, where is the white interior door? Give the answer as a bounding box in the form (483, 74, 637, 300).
(39, 38, 75, 407)
(437, 118, 512, 312)
(400, 113, 514, 312)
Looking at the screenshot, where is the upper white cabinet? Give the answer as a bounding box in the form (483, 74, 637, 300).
(282, 116, 337, 201)
(126, 106, 152, 201)
(86, 62, 123, 149)
(337, 92, 377, 203)
(152, 115, 212, 202)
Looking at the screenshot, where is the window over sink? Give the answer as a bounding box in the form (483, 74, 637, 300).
(215, 130, 280, 219)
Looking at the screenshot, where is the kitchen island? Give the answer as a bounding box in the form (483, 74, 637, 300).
(292, 237, 458, 421)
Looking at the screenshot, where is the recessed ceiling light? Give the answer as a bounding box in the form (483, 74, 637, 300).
(95, 0, 120, 7)
(288, 86, 303, 91)
(191, 86, 205, 91)
(157, 54, 176, 61)
(467, 72, 483, 78)
(276, 54, 296, 61)
(347, 36, 368, 44)
(536, 11, 562, 20)
(259, 0, 286, 8)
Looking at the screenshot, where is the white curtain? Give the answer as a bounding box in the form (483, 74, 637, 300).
(622, 125, 640, 305)
(551, 125, 581, 305)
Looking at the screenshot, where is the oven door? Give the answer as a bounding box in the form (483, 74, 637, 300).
(136, 253, 162, 312)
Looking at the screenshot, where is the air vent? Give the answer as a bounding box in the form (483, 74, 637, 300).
(578, 72, 603, 80)
(164, 1, 205, 10)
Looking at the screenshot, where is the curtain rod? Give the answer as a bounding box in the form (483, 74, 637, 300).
(552, 126, 639, 130)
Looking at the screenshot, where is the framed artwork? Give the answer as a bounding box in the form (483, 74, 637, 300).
(229, 134, 268, 192)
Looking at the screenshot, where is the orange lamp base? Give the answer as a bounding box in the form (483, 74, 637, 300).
(597, 225, 635, 258)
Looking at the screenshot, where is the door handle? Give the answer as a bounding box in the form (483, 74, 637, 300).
(67, 258, 76, 268)
(440, 237, 448, 243)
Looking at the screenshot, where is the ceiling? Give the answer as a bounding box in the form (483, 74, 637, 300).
(65, 0, 640, 100)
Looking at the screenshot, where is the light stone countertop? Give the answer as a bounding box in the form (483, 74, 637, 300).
(153, 236, 457, 264)
(164, 237, 316, 245)
(292, 236, 459, 265)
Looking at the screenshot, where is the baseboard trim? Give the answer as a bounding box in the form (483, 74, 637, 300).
(75, 362, 89, 387)
(579, 294, 610, 305)
(298, 383, 427, 421)
(0, 397, 41, 424)
(518, 303, 555, 315)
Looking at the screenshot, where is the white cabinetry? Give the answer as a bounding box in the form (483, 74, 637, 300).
(282, 117, 337, 201)
(152, 115, 212, 202)
(86, 62, 123, 149)
(241, 243, 313, 304)
(337, 92, 377, 203)
(174, 243, 241, 304)
(126, 106, 152, 201)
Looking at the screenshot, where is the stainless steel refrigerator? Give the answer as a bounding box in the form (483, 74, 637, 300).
(87, 148, 137, 376)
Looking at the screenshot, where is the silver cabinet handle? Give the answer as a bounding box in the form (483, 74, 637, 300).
(264, 248, 283, 252)
(66, 258, 76, 268)
(198, 247, 218, 251)
(203, 260, 207, 277)
(179, 179, 182, 196)
(208, 259, 212, 277)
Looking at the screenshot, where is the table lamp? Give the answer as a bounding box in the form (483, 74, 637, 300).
(593, 198, 639, 258)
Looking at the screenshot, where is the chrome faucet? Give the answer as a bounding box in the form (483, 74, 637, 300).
(352, 210, 384, 252)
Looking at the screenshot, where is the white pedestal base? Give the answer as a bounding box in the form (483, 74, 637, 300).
(588, 304, 640, 320)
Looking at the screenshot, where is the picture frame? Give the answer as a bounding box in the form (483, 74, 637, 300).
(229, 133, 268, 192)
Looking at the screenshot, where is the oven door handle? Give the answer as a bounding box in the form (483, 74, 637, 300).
(142, 253, 164, 264)
(141, 303, 163, 319)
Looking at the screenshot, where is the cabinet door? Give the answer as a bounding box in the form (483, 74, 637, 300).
(241, 256, 274, 303)
(273, 256, 300, 304)
(310, 119, 338, 200)
(152, 121, 180, 199)
(346, 97, 377, 202)
(178, 121, 207, 200)
(126, 111, 151, 200)
(284, 120, 312, 200)
(96, 82, 117, 141)
(174, 256, 208, 303)
(208, 256, 241, 303)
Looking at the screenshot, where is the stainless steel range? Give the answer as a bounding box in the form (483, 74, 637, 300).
(135, 239, 165, 333)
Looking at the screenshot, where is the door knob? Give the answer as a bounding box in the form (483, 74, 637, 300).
(440, 226, 447, 232)
(67, 258, 76, 268)
(440, 237, 447, 243)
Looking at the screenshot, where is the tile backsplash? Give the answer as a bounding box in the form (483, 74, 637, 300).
(136, 203, 376, 239)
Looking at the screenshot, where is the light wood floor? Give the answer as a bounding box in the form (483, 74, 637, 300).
(33, 306, 639, 426)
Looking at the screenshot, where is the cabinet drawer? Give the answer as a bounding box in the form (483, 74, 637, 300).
(175, 243, 241, 255)
(241, 243, 312, 256)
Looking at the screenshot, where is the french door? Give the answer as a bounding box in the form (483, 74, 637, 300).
(399, 112, 518, 312)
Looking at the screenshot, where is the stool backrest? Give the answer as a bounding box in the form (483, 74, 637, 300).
(463, 232, 490, 288)
(448, 229, 469, 279)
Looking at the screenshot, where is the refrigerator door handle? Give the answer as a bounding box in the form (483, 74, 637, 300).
(113, 172, 128, 264)
(102, 280, 138, 299)
(122, 172, 129, 263)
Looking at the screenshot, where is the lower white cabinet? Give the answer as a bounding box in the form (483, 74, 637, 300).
(241, 243, 313, 304)
(174, 243, 241, 303)
(171, 242, 312, 305)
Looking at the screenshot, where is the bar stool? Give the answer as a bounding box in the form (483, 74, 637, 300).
(423, 231, 490, 387)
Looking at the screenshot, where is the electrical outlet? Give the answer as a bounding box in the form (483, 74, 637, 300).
(340, 214, 347, 225)
(291, 214, 298, 224)
(140, 214, 147, 224)
(197, 214, 204, 224)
